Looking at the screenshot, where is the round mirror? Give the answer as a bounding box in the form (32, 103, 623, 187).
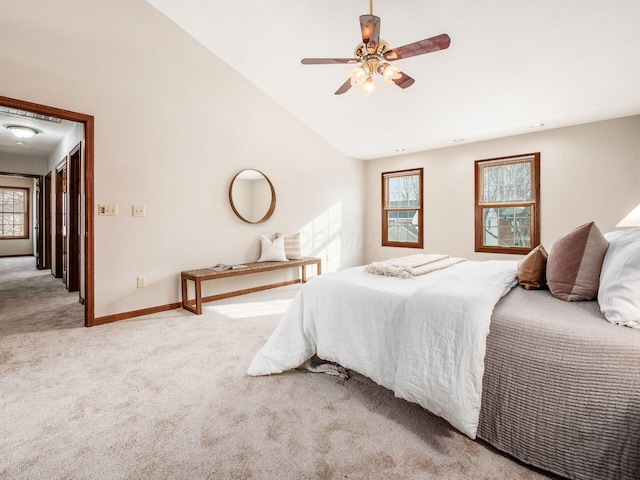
(229, 169, 276, 224)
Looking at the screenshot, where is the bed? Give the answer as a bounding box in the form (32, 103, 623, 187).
(480, 287, 640, 479)
(248, 229, 640, 480)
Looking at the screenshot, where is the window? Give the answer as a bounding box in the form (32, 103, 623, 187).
(382, 168, 423, 248)
(475, 153, 540, 254)
(0, 187, 29, 240)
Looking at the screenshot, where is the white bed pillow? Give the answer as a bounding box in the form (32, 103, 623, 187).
(598, 228, 640, 329)
(257, 234, 288, 262)
(604, 230, 626, 242)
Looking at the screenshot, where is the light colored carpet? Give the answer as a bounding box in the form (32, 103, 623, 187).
(0, 257, 557, 479)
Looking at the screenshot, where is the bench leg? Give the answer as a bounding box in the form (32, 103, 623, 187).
(195, 279, 203, 315)
(301, 261, 321, 283)
(181, 275, 188, 309)
(181, 276, 199, 315)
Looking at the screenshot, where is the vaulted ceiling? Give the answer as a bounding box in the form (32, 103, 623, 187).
(147, 0, 640, 159)
(3, 2, 639, 163)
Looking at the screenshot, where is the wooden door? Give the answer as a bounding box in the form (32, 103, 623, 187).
(67, 146, 80, 292)
(55, 163, 65, 279)
(44, 172, 52, 269)
(35, 177, 43, 269)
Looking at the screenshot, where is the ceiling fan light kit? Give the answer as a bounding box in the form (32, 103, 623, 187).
(301, 0, 451, 95)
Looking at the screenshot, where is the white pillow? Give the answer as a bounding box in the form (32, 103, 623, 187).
(276, 232, 303, 260)
(257, 234, 288, 262)
(598, 228, 640, 329)
(604, 230, 626, 242)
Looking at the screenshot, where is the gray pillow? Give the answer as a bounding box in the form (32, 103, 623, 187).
(546, 222, 608, 301)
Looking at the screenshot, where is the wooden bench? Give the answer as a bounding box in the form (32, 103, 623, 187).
(180, 257, 321, 315)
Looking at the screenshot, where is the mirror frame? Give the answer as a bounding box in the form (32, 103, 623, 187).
(228, 169, 276, 224)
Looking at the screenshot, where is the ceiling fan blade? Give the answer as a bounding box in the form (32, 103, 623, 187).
(360, 14, 381, 51)
(335, 78, 352, 95)
(393, 72, 415, 89)
(301, 58, 359, 65)
(384, 33, 451, 61)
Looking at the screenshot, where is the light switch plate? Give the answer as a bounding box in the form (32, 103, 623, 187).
(132, 205, 146, 217)
(98, 204, 118, 216)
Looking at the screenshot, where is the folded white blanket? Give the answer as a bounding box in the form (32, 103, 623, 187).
(407, 256, 466, 277)
(377, 253, 449, 269)
(365, 254, 465, 278)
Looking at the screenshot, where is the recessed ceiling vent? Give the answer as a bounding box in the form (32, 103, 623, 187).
(0, 106, 63, 124)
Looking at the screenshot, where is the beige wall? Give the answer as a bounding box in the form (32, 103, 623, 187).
(0, 175, 36, 257)
(1, 0, 365, 318)
(0, 155, 47, 176)
(365, 116, 640, 262)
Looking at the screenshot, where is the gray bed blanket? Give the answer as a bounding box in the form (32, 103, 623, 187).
(478, 287, 640, 480)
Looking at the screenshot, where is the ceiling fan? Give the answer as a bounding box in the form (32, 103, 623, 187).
(301, 0, 451, 95)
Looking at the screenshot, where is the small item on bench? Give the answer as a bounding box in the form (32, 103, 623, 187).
(210, 263, 247, 272)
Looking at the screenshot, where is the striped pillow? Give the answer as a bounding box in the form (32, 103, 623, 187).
(546, 222, 609, 301)
(277, 232, 303, 260)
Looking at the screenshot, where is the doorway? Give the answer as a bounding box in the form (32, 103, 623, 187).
(35, 176, 43, 270)
(0, 95, 95, 326)
(44, 172, 52, 270)
(54, 164, 65, 279)
(52, 151, 80, 295)
(67, 145, 80, 293)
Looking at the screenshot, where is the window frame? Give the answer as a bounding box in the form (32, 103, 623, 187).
(381, 168, 424, 249)
(0, 186, 30, 240)
(474, 153, 540, 255)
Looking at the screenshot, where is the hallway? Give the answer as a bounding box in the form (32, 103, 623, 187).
(0, 257, 84, 335)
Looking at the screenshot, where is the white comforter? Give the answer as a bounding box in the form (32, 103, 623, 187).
(247, 260, 518, 438)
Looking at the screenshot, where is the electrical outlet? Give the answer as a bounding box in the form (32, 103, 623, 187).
(137, 276, 146, 288)
(132, 205, 146, 217)
(98, 204, 118, 216)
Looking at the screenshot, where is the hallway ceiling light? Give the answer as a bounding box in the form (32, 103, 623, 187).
(7, 125, 39, 139)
